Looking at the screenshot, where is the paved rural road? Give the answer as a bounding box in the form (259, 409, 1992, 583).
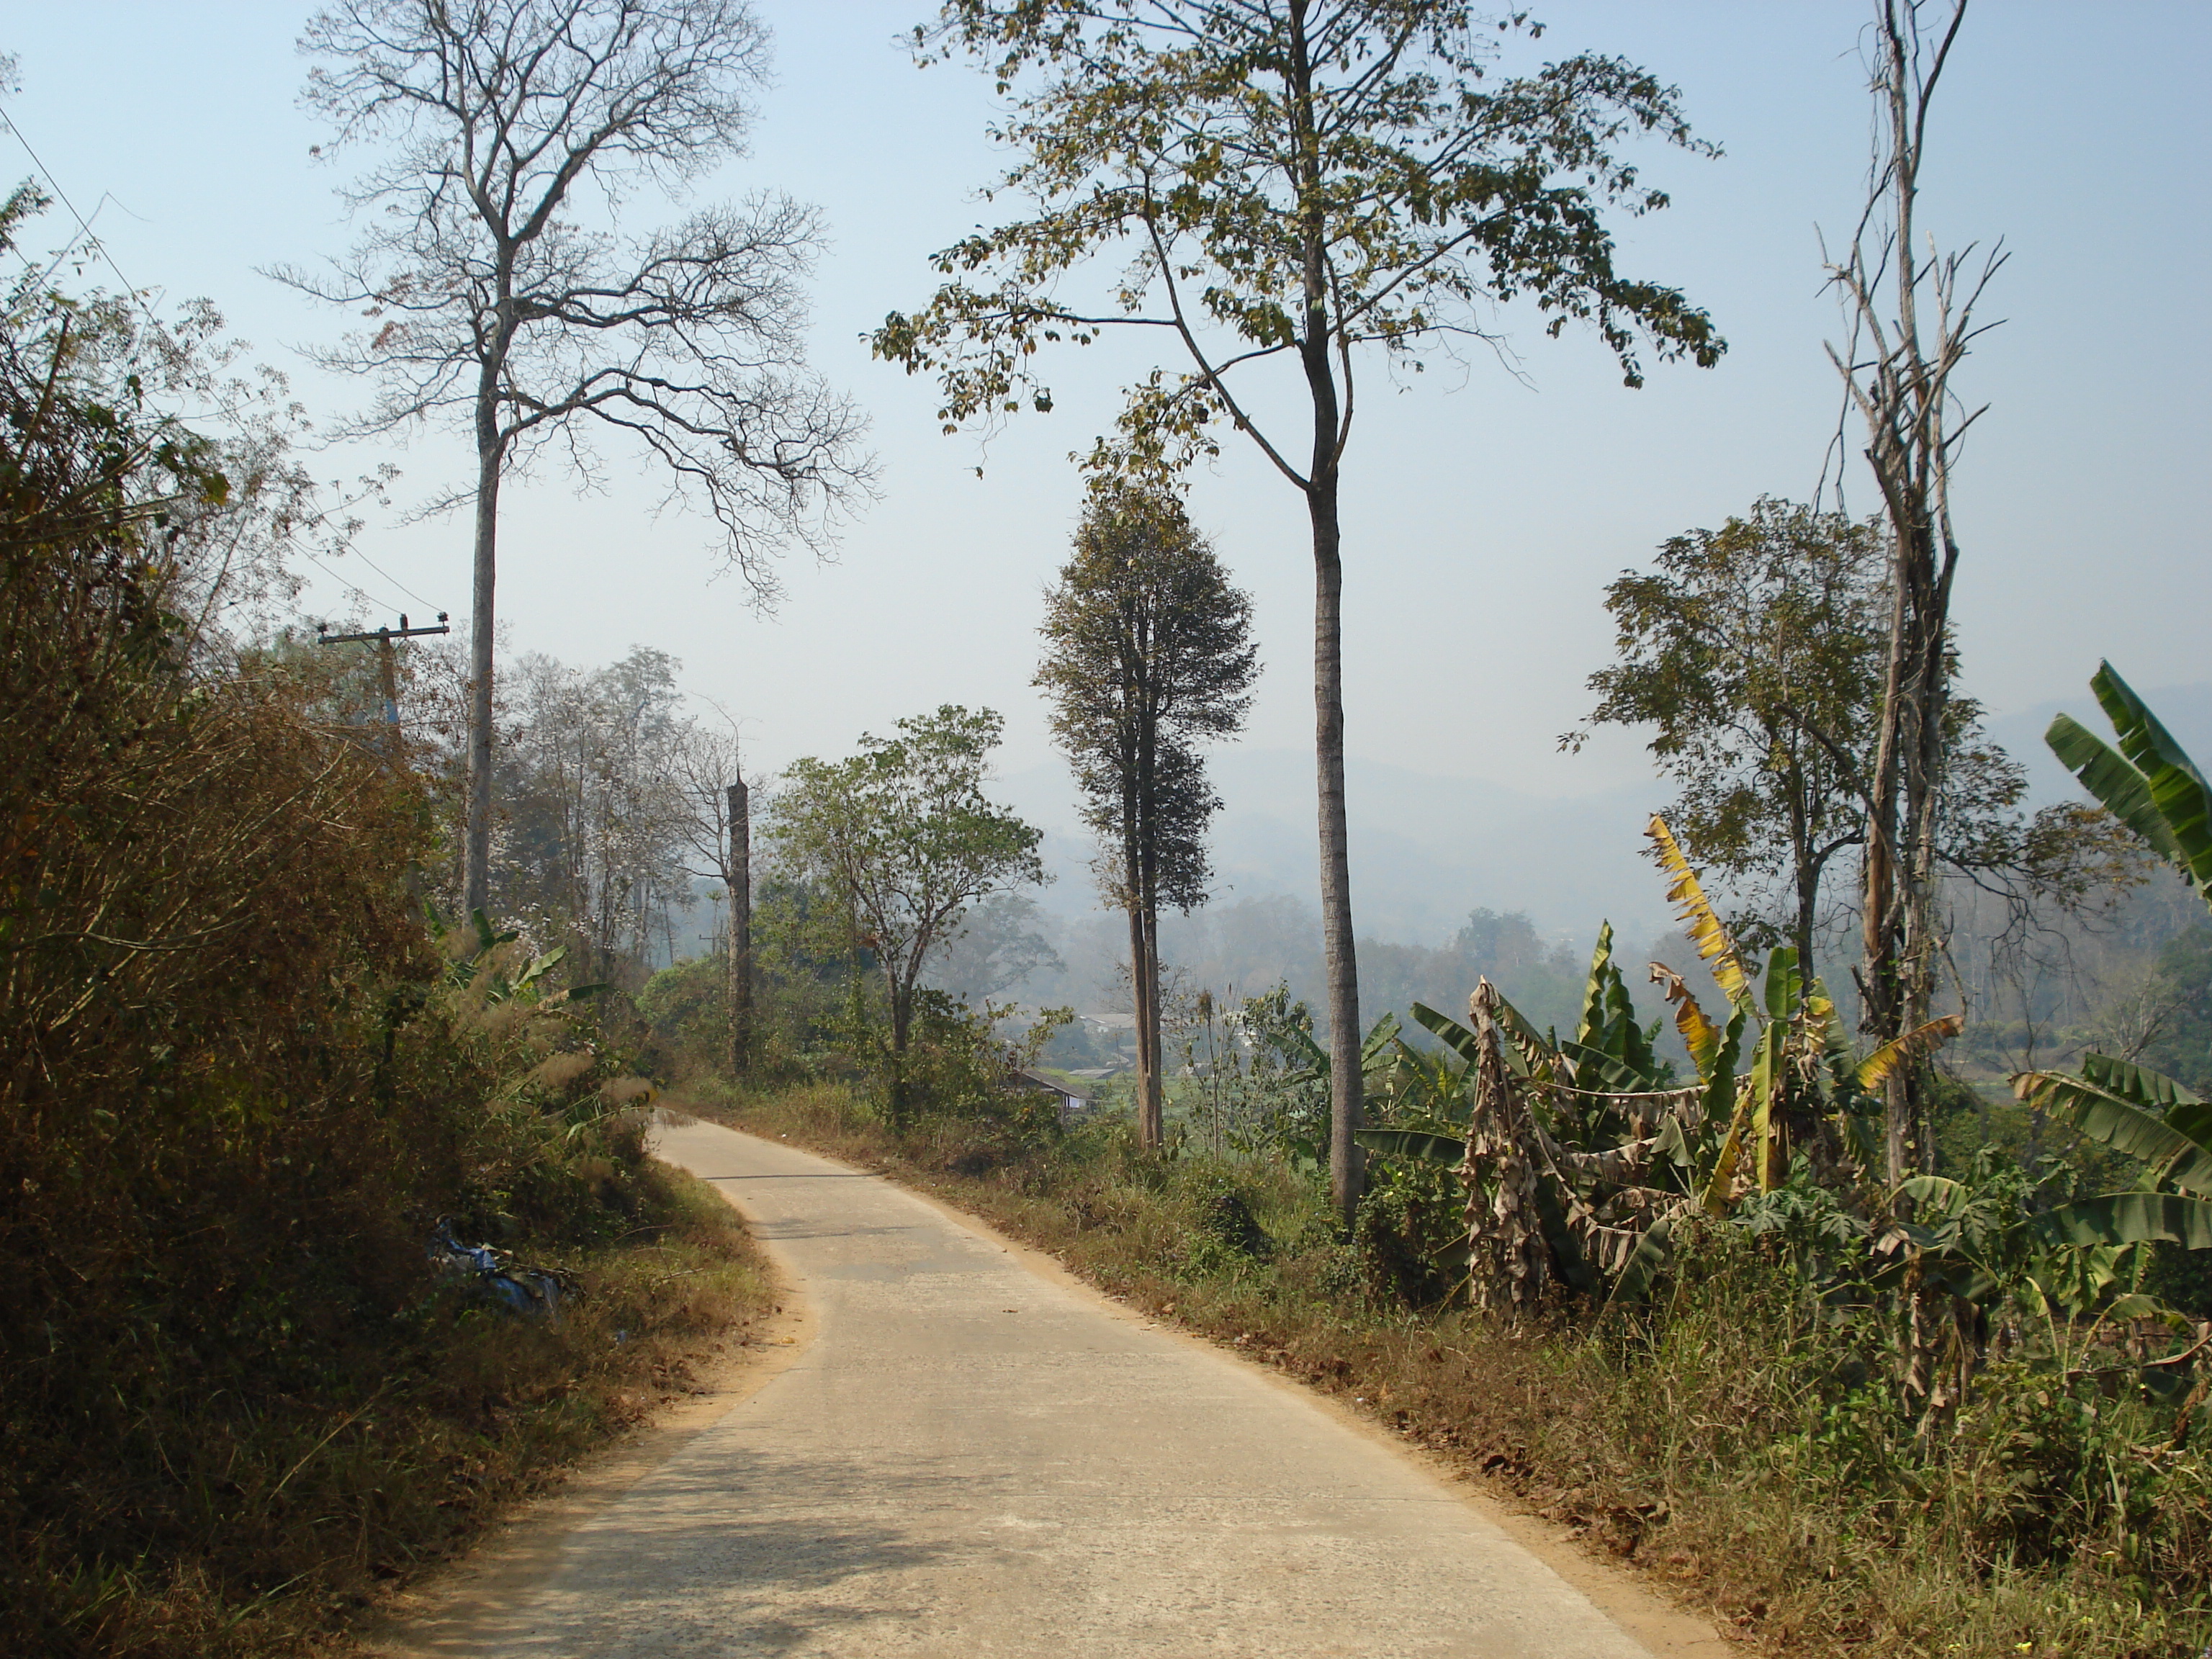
(379, 1118, 1717, 1658)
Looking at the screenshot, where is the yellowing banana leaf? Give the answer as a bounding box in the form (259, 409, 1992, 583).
(1650, 962, 1720, 1073)
(1746, 1020, 1785, 1192)
(1700, 1080, 1753, 1217)
(1856, 1015, 1965, 1092)
(1647, 814, 1752, 1007)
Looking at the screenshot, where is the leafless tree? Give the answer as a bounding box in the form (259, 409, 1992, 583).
(1822, 0, 2002, 1183)
(667, 714, 752, 1072)
(276, 0, 873, 915)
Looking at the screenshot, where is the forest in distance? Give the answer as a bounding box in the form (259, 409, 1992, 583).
(385, 627, 2212, 1111)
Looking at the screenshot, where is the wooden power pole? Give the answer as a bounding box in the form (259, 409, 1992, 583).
(317, 613, 451, 762)
(727, 777, 752, 1076)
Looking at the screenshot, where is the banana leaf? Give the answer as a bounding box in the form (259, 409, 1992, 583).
(1410, 1001, 1483, 1069)
(2015, 1070, 2212, 1196)
(2091, 662, 2212, 889)
(1531, 1167, 1599, 1295)
(2036, 1192, 2212, 1251)
(1609, 1213, 1676, 1305)
(1651, 963, 1721, 1074)
(1746, 1018, 1782, 1192)
(1575, 922, 1618, 1048)
(1856, 1014, 1966, 1092)
(1647, 814, 1753, 1007)
(1353, 1127, 1465, 1167)
(2082, 1052, 2204, 1111)
(2047, 714, 2188, 871)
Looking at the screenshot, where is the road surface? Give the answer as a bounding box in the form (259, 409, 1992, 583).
(372, 1117, 1722, 1658)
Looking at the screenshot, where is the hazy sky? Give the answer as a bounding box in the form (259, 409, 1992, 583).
(5, 1, 2207, 830)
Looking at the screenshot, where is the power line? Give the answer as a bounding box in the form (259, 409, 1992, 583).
(300, 548, 405, 619)
(0, 97, 148, 305)
(343, 544, 443, 613)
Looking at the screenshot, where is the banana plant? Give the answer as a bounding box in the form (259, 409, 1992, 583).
(2047, 661, 2212, 900)
(1355, 814, 1966, 1308)
(2013, 1053, 2212, 1252)
(434, 906, 603, 1006)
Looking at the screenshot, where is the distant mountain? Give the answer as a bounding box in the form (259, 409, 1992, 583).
(994, 748, 1671, 947)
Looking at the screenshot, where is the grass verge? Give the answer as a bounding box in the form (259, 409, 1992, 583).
(698, 1079, 2212, 1659)
(8, 1157, 771, 1658)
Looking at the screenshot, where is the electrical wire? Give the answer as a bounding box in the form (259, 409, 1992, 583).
(342, 544, 444, 613)
(299, 549, 405, 619)
(0, 96, 149, 305)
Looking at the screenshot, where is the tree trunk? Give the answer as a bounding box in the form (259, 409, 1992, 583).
(1286, 0, 1361, 1223)
(727, 777, 752, 1077)
(462, 433, 502, 918)
(1128, 900, 1161, 1146)
(1311, 476, 1362, 1225)
(1863, 554, 1910, 1184)
(1143, 896, 1165, 1146)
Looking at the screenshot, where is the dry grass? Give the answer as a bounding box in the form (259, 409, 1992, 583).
(702, 1079, 2212, 1659)
(4, 1158, 770, 1658)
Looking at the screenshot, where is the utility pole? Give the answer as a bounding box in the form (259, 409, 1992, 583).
(317, 613, 451, 761)
(727, 776, 752, 1076)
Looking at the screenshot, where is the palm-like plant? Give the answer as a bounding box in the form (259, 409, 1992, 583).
(2015, 664, 2212, 1257)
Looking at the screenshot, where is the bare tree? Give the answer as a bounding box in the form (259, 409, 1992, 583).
(668, 716, 752, 1074)
(279, 0, 873, 915)
(1823, 0, 2001, 1183)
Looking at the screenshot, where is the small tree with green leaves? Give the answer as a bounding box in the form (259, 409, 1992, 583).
(765, 706, 1045, 1125)
(1036, 484, 1256, 1148)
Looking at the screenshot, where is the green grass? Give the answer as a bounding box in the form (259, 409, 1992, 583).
(698, 1078, 2212, 1659)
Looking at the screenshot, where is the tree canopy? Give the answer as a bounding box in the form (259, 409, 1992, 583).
(284, 0, 872, 913)
(765, 706, 1046, 1081)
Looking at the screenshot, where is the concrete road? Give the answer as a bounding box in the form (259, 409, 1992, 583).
(379, 1118, 1714, 1658)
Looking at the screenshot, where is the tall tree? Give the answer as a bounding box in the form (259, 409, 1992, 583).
(666, 717, 751, 1072)
(282, 0, 871, 917)
(766, 706, 1046, 1124)
(876, 1, 1722, 1220)
(1036, 485, 1256, 1149)
(1823, 0, 1998, 1182)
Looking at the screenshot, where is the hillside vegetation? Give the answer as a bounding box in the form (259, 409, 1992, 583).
(0, 192, 765, 1657)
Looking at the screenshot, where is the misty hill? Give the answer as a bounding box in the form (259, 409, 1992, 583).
(996, 748, 1671, 949)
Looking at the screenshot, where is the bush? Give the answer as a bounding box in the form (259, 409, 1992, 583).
(0, 194, 761, 1655)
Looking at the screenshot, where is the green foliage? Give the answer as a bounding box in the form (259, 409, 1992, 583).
(1036, 482, 1256, 915)
(879, 2, 1722, 473)
(2051, 661, 2212, 904)
(766, 706, 1046, 1123)
(1571, 499, 1886, 962)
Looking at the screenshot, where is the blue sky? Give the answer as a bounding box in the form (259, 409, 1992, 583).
(4, 1, 2206, 835)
